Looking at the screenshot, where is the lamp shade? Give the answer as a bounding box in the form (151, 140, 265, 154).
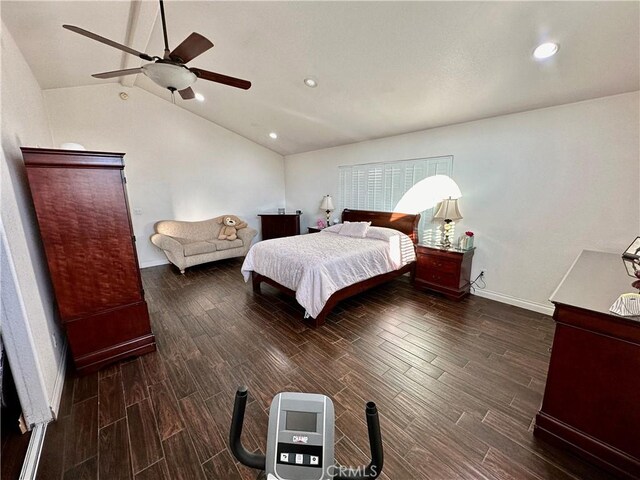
(320, 195, 335, 211)
(433, 198, 463, 221)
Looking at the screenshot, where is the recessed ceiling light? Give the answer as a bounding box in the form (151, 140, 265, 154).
(269, 132, 278, 139)
(533, 42, 559, 60)
(304, 77, 318, 88)
(195, 92, 205, 102)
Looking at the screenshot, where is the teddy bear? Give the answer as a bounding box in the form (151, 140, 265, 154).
(217, 215, 248, 241)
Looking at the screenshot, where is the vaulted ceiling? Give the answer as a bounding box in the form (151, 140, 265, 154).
(2, 1, 638, 155)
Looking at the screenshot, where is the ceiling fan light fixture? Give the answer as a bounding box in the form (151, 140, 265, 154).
(195, 92, 205, 102)
(533, 42, 559, 60)
(269, 132, 278, 139)
(142, 63, 197, 91)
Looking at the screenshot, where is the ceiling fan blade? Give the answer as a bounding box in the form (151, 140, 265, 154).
(190, 68, 251, 90)
(169, 32, 214, 64)
(63, 25, 153, 61)
(92, 67, 144, 79)
(178, 87, 195, 100)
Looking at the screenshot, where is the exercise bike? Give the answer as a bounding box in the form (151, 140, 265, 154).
(230, 386, 384, 480)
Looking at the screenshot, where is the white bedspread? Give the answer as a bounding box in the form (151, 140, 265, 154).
(241, 230, 415, 318)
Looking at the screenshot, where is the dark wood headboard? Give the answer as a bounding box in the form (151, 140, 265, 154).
(341, 209, 421, 244)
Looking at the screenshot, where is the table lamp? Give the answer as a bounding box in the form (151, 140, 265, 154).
(433, 198, 463, 248)
(320, 195, 335, 226)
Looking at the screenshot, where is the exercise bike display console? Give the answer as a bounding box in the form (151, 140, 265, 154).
(230, 387, 383, 480)
(267, 392, 333, 479)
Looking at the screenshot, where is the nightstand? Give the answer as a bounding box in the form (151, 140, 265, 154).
(307, 227, 323, 234)
(414, 244, 475, 300)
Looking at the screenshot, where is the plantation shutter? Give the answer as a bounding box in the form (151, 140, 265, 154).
(338, 156, 453, 242)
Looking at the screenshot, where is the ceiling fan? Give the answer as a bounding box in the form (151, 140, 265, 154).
(63, 0, 251, 100)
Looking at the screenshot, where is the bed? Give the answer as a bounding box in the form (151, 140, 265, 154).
(241, 209, 420, 327)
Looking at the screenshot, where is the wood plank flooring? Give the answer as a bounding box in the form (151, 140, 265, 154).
(1, 358, 32, 480)
(1, 419, 31, 480)
(36, 258, 616, 480)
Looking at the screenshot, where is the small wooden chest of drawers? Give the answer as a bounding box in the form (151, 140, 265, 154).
(258, 213, 301, 240)
(414, 244, 474, 300)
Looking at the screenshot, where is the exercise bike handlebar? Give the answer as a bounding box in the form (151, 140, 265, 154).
(333, 402, 384, 480)
(229, 386, 266, 471)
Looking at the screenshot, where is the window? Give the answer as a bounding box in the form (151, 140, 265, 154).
(338, 156, 453, 242)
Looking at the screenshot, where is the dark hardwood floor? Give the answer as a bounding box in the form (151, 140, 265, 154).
(1, 417, 31, 480)
(1, 355, 32, 480)
(36, 258, 616, 480)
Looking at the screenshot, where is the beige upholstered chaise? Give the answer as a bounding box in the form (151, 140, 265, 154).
(151, 216, 257, 274)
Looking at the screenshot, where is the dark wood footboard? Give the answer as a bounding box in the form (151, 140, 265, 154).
(252, 272, 295, 296)
(251, 263, 415, 327)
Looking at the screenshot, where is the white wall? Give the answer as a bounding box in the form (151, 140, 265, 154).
(44, 83, 285, 268)
(285, 92, 640, 313)
(1, 22, 65, 424)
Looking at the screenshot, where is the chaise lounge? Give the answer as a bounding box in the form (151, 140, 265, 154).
(151, 216, 257, 274)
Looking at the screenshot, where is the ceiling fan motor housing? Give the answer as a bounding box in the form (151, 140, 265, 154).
(142, 62, 197, 91)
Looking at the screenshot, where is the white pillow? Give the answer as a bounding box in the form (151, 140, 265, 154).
(366, 226, 402, 241)
(322, 223, 343, 233)
(339, 221, 371, 238)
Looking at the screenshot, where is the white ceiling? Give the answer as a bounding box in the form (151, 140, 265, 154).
(3, 1, 639, 156)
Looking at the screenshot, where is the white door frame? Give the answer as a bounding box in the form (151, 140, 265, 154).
(0, 221, 52, 426)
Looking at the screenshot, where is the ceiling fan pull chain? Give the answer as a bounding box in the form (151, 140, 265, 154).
(159, 0, 171, 58)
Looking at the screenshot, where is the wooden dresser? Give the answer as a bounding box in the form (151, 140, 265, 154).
(258, 213, 301, 240)
(535, 250, 640, 479)
(22, 147, 155, 374)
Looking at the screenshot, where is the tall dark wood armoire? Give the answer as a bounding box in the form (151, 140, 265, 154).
(22, 147, 155, 374)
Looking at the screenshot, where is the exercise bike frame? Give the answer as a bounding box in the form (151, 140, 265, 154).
(229, 386, 384, 480)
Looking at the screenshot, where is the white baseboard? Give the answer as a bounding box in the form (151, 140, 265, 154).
(139, 258, 169, 269)
(19, 422, 47, 480)
(472, 288, 555, 316)
(49, 339, 67, 419)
